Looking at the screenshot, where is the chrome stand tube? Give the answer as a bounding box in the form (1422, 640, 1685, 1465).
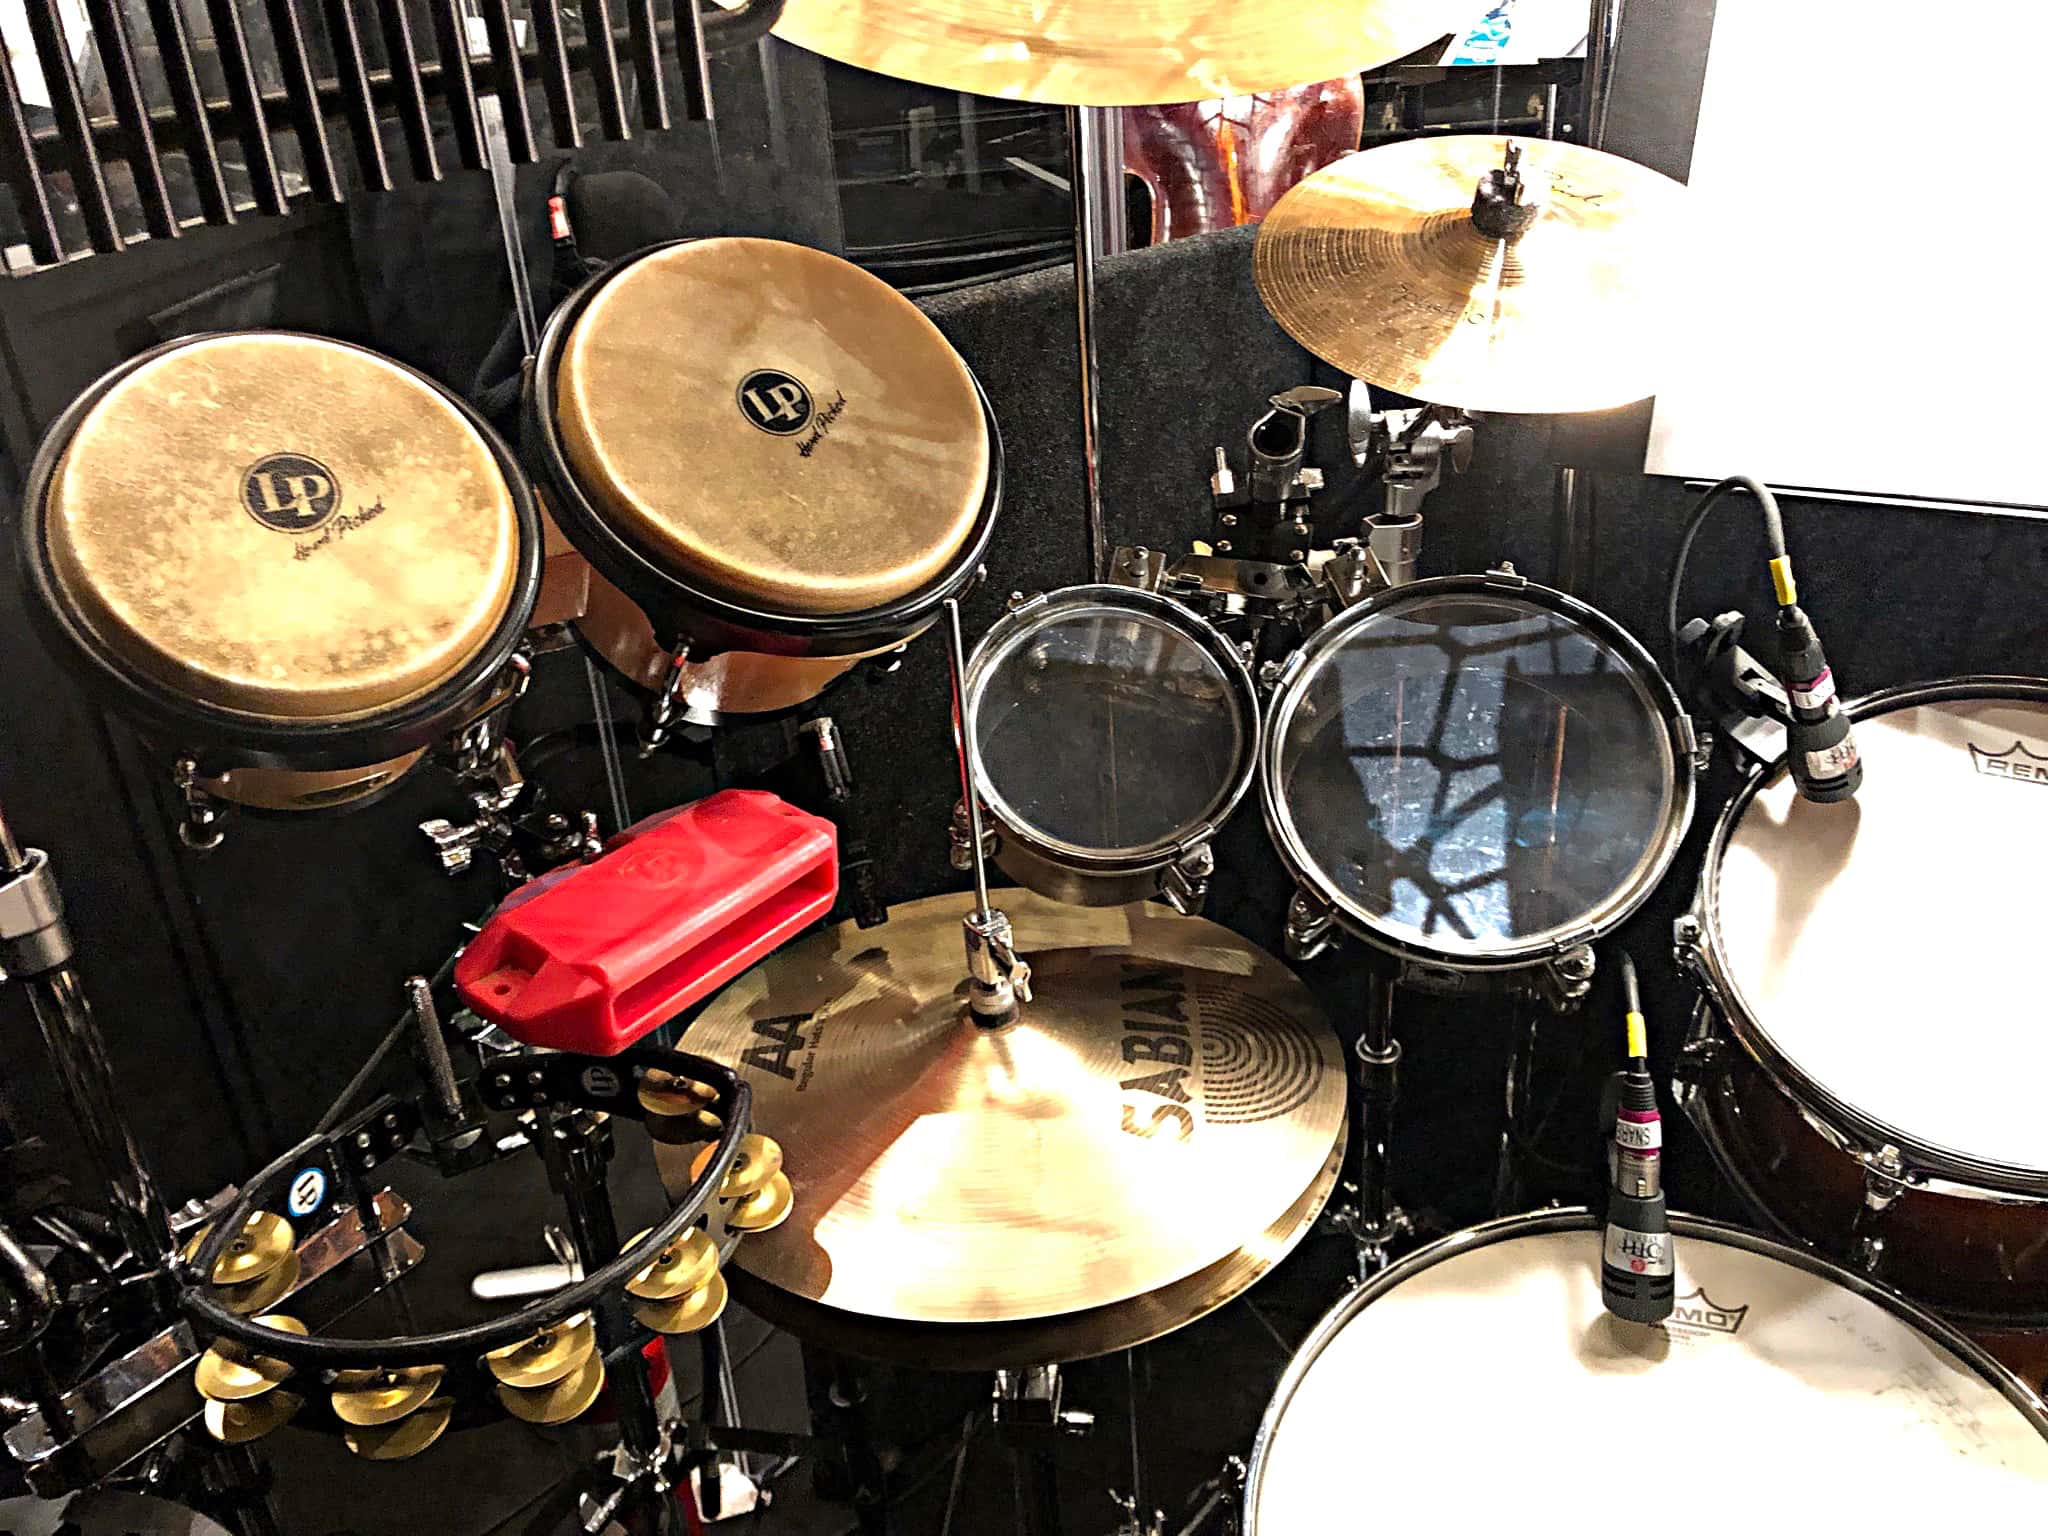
(1067, 106, 1122, 582)
(1351, 969, 1406, 1279)
(1582, 0, 1624, 149)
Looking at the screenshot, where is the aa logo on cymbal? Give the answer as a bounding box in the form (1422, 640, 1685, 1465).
(242, 453, 340, 533)
(736, 369, 815, 436)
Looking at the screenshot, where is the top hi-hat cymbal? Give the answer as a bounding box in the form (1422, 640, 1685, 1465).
(1254, 136, 1688, 414)
(730, 0, 1467, 106)
(660, 891, 1345, 1325)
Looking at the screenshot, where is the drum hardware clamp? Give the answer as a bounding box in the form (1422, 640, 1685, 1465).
(419, 782, 602, 880)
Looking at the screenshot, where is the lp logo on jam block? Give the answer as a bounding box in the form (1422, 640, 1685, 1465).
(736, 369, 814, 436)
(243, 453, 339, 532)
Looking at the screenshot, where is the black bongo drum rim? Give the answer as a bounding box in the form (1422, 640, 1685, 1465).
(522, 238, 1004, 665)
(18, 332, 544, 774)
(1259, 571, 1697, 971)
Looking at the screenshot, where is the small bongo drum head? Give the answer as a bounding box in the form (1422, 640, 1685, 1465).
(552, 238, 989, 617)
(41, 334, 521, 721)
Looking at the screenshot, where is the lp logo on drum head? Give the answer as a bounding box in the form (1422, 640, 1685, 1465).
(243, 454, 340, 533)
(736, 370, 815, 436)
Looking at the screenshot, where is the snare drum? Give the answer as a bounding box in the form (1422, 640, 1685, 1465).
(20, 333, 541, 831)
(959, 585, 1259, 909)
(1261, 570, 1694, 976)
(1679, 679, 2048, 1337)
(526, 237, 1002, 725)
(1247, 1210, 2048, 1533)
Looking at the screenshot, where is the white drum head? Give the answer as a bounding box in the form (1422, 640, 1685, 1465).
(1711, 691, 2048, 1176)
(1252, 1222, 2048, 1533)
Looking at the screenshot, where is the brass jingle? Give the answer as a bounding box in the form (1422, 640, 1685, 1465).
(623, 1226, 718, 1302)
(724, 1173, 794, 1234)
(646, 1108, 723, 1146)
(203, 1389, 302, 1444)
(482, 1312, 597, 1389)
(637, 1069, 719, 1117)
(689, 1134, 783, 1201)
(344, 1398, 455, 1461)
(215, 1249, 302, 1316)
(185, 1212, 295, 1286)
(195, 1314, 309, 1402)
(329, 1364, 446, 1427)
(495, 1350, 606, 1425)
(631, 1271, 728, 1336)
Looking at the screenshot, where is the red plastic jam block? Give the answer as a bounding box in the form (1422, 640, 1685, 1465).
(456, 790, 838, 1053)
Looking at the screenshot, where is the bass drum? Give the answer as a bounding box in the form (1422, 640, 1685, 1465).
(1247, 1210, 2048, 1533)
(1680, 678, 2048, 1373)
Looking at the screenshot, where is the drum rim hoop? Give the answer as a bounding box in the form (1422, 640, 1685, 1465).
(963, 583, 1262, 873)
(1242, 1205, 2048, 1532)
(1257, 573, 1697, 970)
(19, 331, 544, 770)
(524, 238, 1005, 662)
(1690, 675, 2048, 1196)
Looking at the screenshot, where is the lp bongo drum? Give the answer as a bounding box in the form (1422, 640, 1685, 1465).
(1261, 570, 1694, 978)
(20, 333, 541, 844)
(1678, 680, 2048, 1358)
(526, 237, 1002, 730)
(1247, 1211, 2048, 1532)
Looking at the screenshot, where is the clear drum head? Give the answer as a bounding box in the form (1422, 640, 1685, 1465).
(967, 588, 1255, 866)
(1263, 578, 1688, 966)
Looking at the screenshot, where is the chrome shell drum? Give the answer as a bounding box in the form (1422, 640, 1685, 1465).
(960, 585, 1260, 908)
(1260, 571, 1694, 972)
(1678, 677, 2048, 1333)
(1246, 1209, 2048, 1534)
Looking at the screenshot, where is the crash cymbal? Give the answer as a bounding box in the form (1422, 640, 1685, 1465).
(329, 1365, 445, 1426)
(637, 1068, 719, 1117)
(624, 1227, 718, 1302)
(195, 1315, 308, 1402)
(689, 1134, 783, 1201)
(730, 1127, 1346, 1370)
(660, 890, 1346, 1325)
(483, 1314, 597, 1388)
(724, 1173, 795, 1234)
(215, 1249, 301, 1316)
(344, 1398, 454, 1461)
(495, 1351, 606, 1424)
(185, 1211, 294, 1286)
(737, 0, 1467, 106)
(632, 1271, 728, 1337)
(203, 1390, 301, 1444)
(1254, 135, 1688, 414)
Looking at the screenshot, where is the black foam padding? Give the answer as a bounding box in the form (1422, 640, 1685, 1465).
(565, 170, 683, 262)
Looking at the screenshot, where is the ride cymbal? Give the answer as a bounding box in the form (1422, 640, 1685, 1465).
(483, 1314, 597, 1389)
(214, 1250, 301, 1316)
(495, 1352, 606, 1425)
(195, 1315, 308, 1402)
(737, 0, 1468, 106)
(1254, 136, 1688, 414)
(329, 1365, 444, 1426)
(185, 1212, 294, 1286)
(659, 891, 1346, 1325)
(632, 1271, 728, 1337)
(624, 1228, 718, 1302)
(203, 1390, 301, 1444)
(344, 1399, 454, 1461)
(688, 1134, 784, 1201)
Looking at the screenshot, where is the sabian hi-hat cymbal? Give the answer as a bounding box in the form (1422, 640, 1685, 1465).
(344, 1399, 454, 1461)
(495, 1352, 606, 1425)
(203, 1390, 302, 1444)
(185, 1211, 294, 1286)
(483, 1313, 597, 1389)
(329, 1365, 445, 1427)
(631, 1271, 728, 1337)
(1254, 135, 1688, 414)
(624, 1227, 718, 1302)
(195, 1314, 308, 1402)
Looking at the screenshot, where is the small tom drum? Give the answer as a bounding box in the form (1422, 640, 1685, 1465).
(960, 586, 1259, 909)
(1247, 1211, 2048, 1533)
(526, 237, 1002, 724)
(21, 333, 541, 828)
(1261, 571, 1693, 975)
(1681, 679, 2048, 1346)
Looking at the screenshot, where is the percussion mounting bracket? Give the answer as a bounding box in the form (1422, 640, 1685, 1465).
(1674, 610, 1792, 772)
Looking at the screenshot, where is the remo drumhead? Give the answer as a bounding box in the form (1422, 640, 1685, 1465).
(1261, 573, 1692, 969)
(1247, 1210, 2048, 1533)
(1699, 680, 2048, 1187)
